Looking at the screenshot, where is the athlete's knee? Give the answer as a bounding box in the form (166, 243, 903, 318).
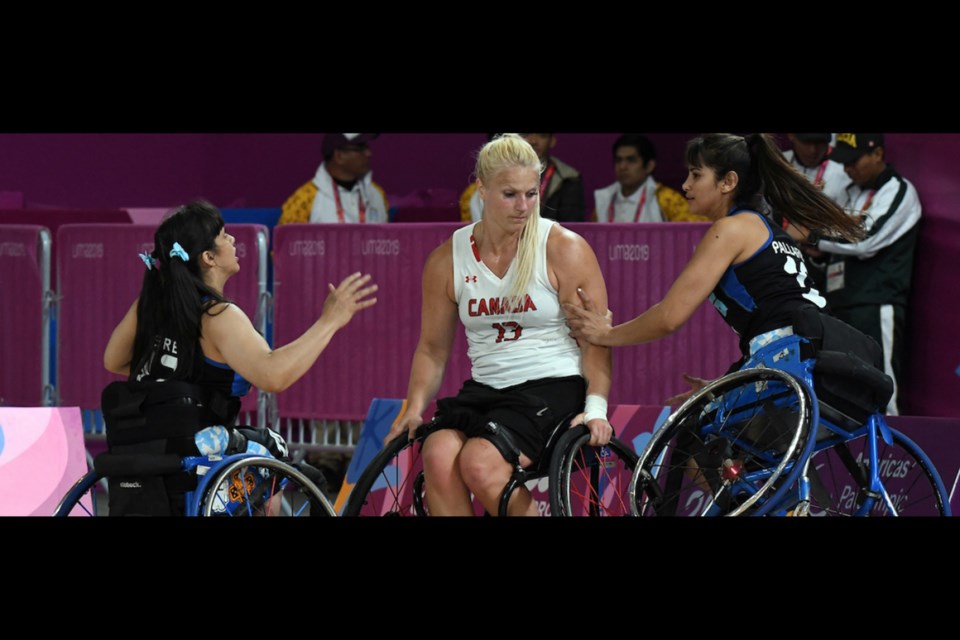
(458, 438, 510, 492)
(421, 429, 466, 476)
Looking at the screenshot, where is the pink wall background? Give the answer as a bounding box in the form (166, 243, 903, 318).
(1, 132, 954, 223)
(0, 133, 698, 211)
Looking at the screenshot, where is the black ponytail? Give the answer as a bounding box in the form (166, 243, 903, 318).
(131, 200, 230, 381)
(687, 133, 864, 241)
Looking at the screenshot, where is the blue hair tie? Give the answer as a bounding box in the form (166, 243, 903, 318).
(138, 252, 158, 270)
(169, 242, 189, 262)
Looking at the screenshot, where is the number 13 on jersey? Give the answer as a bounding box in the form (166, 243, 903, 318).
(492, 322, 523, 343)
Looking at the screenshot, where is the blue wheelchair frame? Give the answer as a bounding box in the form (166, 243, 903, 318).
(636, 334, 951, 517)
(53, 452, 335, 517)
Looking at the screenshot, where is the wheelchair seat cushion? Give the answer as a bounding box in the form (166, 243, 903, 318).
(101, 379, 242, 516)
(791, 305, 894, 421)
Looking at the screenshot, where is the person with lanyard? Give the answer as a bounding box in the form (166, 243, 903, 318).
(563, 133, 863, 407)
(279, 133, 390, 225)
(385, 134, 613, 516)
(519, 133, 586, 222)
(783, 133, 851, 208)
(104, 200, 378, 514)
(804, 133, 922, 415)
(593, 134, 708, 223)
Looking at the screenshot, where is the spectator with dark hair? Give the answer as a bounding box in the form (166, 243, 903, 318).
(520, 133, 586, 222)
(280, 133, 389, 225)
(783, 133, 851, 207)
(594, 134, 706, 223)
(806, 133, 921, 414)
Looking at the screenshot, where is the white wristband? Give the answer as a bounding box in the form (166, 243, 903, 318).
(583, 394, 608, 424)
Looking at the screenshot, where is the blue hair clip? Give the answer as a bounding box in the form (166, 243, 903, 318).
(139, 252, 158, 270)
(169, 242, 189, 262)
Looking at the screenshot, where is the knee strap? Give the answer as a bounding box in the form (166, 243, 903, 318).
(482, 421, 525, 472)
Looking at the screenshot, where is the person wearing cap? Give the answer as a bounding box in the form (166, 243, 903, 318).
(806, 133, 921, 415)
(520, 133, 586, 222)
(783, 133, 851, 208)
(592, 134, 708, 223)
(279, 133, 389, 225)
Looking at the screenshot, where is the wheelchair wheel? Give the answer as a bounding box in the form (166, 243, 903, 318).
(806, 427, 950, 516)
(630, 367, 816, 517)
(549, 425, 638, 517)
(341, 433, 427, 516)
(199, 457, 334, 517)
(53, 470, 106, 516)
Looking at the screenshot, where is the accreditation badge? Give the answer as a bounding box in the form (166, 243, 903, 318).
(826, 260, 845, 292)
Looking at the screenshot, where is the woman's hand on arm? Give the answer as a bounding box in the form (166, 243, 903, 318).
(563, 288, 614, 347)
(570, 216, 753, 348)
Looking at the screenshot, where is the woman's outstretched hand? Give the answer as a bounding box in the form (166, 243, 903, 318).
(322, 272, 378, 329)
(563, 287, 612, 346)
(664, 373, 711, 406)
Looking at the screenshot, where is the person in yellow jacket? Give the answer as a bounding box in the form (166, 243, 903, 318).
(593, 134, 707, 223)
(280, 133, 389, 225)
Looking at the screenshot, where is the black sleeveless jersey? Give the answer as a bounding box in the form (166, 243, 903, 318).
(709, 209, 826, 356)
(132, 333, 251, 400)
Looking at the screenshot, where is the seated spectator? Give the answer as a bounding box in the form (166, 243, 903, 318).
(280, 133, 389, 224)
(593, 134, 707, 223)
(783, 133, 851, 207)
(521, 133, 586, 222)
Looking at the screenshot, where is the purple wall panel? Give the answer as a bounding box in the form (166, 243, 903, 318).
(0, 209, 131, 245)
(222, 225, 267, 415)
(272, 224, 470, 421)
(569, 223, 741, 405)
(884, 133, 960, 222)
(57, 224, 151, 408)
(901, 217, 960, 417)
(0, 192, 23, 208)
(887, 415, 960, 514)
(0, 226, 44, 406)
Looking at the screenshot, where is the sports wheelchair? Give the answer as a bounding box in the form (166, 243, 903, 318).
(53, 380, 335, 517)
(342, 414, 638, 517)
(629, 307, 951, 517)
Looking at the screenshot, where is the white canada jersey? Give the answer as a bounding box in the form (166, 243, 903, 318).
(452, 217, 581, 389)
